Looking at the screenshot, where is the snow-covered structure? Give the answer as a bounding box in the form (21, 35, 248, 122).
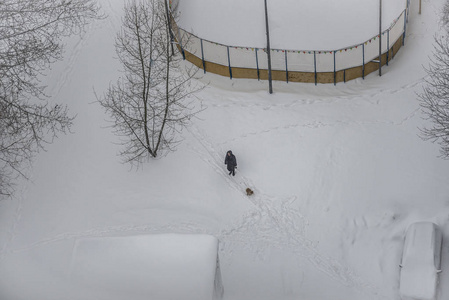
(70, 234, 224, 300)
(172, 0, 410, 83)
(399, 222, 443, 300)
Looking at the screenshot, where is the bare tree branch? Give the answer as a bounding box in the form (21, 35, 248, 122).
(419, 30, 449, 159)
(0, 0, 102, 197)
(98, 0, 203, 166)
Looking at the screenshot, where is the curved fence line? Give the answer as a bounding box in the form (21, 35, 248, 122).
(171, 1, 410, 84)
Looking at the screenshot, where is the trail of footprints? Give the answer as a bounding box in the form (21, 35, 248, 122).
(187, 125, 387, 299)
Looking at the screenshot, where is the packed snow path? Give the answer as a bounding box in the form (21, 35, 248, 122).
(186, 124, 387, 298)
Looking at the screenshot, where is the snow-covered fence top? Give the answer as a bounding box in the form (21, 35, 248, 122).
(171, 0, 411, 84)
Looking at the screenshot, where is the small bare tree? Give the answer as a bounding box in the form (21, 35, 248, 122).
(0, 0, 101, 196)
(98, 0, 202, 164)
(419, 23, 449, 158)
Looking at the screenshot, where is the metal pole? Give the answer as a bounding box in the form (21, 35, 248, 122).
(177, 27, 185, 60)
(264, 0, 273, 94)
(200, 39, 206, 73)
(164, 0, 175, 56)
(379, 0, 382, 76)
(314, 51, 317, 85)
(255, 48, 260, 80)
(333, 51, 336, 85)
(362, 44, 365, 79)
(403, 9, 407, 46)
(284, 51, 288, 83)
(227, 46, 232, 79)
(386, 29, 389, 66)
(407, 0, 411, 21)
(419, 0, 421, 14)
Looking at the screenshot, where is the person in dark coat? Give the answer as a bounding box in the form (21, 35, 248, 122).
(224, 150, 237, 176)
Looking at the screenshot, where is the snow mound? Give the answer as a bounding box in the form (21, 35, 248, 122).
(70, 234, 223, 300)
(399, 222, 442, 300)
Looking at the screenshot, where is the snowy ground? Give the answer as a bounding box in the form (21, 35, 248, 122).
(1, 0, 449, 299)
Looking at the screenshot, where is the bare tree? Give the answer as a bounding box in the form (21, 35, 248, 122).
(442, 1, 449, 26)
(419, 28, 449, 158)
(0, 0, 101, 196)
(98, 0, 202, 164)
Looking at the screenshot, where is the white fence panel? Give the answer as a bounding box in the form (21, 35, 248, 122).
(315, 52, 334, 72)
(335, 46, 363, 71)
(389, 11, 405, 46)
(202, 40, 228, 66)
(364, 37, 381, 62)
(176, 29, 188, 49)
(287, 51, 315, 73)
(270, 50, 287, 71)
(182, 30, 202, 58)
(381, 32, 389, 54)
(257, 49, 268, 70)
(229, 47, 258, 69)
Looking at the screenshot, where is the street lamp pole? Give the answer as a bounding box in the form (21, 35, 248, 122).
(379, 0, 382, 76)
(164, 0, 175, 56)
(264, 0, 273, 94)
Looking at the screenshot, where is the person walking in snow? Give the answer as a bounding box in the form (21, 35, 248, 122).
(224, 150, 237, 176)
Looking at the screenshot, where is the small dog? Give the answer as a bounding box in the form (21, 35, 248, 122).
(245, 188, 254, 196)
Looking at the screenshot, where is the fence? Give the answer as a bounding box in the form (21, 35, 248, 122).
(171, 2, 410, 84)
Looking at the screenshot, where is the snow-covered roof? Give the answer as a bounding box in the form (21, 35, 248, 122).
(70, 234, 219, 300)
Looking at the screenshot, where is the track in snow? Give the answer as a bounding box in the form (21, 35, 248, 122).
(186, 124, 388, 299)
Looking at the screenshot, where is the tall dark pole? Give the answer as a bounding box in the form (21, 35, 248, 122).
(379, 0, 382, 76)
(165, 0, 175, 56)
(264, 0, 273, 94)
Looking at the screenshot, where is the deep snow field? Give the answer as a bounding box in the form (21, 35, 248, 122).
(1, 0, 449, 299)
